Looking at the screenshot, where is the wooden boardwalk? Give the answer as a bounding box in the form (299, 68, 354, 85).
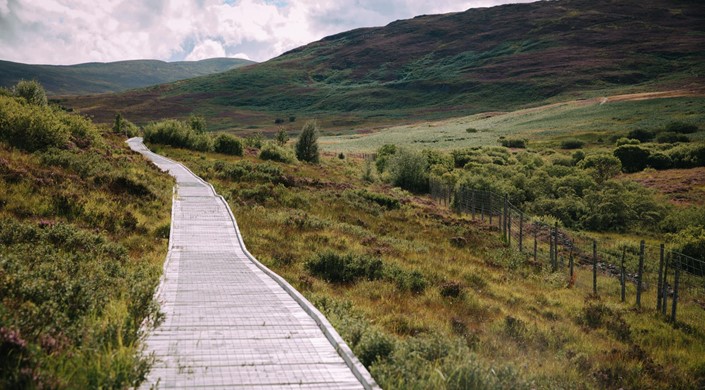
(127, 139, 377, 389)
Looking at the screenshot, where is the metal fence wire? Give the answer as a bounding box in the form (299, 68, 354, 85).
(429, 178, 705, 325)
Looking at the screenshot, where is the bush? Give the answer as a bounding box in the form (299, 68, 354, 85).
(305, 252, 383, 283)
(646, 152, 672, 170)
(375, 144, 397, 172)
(213, 133, 243, 156)
(188, 114, 207, 133)
(578, 154, 621, 183)
(259, 142, 296, 163)
(613, 145, 651, 173)
(0, 95, 98, 151)
(355, 330, 395, 366)
(295, 120, 320, 163)
(13, 79, 47, 106)
(656, 132, 690, 144)
(668, 144, 705, 168)
(387, 148, 429, 193)
(615, 137, 640, 146)
(499, 138, 527, 148)
(667, 226, 705, 275)
(143, 119, 212, 151)
(358, 190, 400, 210)
(560, 139, 585, 149)
(626, 128, 655, 142)
(665, 121, 699, 134)
(276, 129, 289, 146)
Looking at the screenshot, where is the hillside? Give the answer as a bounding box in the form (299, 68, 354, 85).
(62, 0, 705, 130)
(0, 58, 254, 95)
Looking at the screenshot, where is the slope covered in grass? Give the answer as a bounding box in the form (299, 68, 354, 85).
(0, 92, 172, 388)
(63, 0, 705, 130)
(0, 58, 254, 95)
(152, 141, 705, 389)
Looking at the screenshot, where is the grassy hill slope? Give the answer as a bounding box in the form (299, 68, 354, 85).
(63, 0, 705, 130)
(0, 58, 254, 95)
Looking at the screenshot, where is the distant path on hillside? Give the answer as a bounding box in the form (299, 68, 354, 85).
(127, 138, 377, 389)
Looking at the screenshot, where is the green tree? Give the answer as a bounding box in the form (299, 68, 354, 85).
(295, 120, 320, 163)
(276, 129, 289, 146)
(13, 79, 47, 106)
(387, 148, 429, 193)
(613, 145, 651, 173)
(578, 154, 622, 183)
(113, 113, 124, 134)
(188, 114, 207, 133)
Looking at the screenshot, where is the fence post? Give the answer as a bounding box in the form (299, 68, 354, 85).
(519, 213, 524, 252)
(471, 189, 476, 220)
(593, 240, 598, 295)
(662, 253, 669, 316)
(671, 254, 681, 323)
(507, 212, 512, 247)
(503, 195, 509, 239)
(569, 247, 574, 282)
(489, 193, 493, 225)
(636, 240, 645, 308)
(481, 192, 485, 221)
(657, 244, 665, 312)
(621, 247, 626, 303)
(553, 223, 559, 271)
(549, 228, 555, 271)
(534, 228, 538, 263)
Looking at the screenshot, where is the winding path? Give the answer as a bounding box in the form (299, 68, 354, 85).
(127, 138, 377, 389)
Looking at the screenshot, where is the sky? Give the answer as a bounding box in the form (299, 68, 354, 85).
(0, 0, 537, 65)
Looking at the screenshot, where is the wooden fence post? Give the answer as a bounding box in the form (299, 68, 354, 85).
(534, 228, 538, 263)
(662, 253, 669, 316)
(657, 244, 665, 312)
(507, 212, 512, 247)
(503, 195, 509, 239)
(671, 254, 681, 323)
(593, 240, 598, 295)
(569, 247, 574, 282)
(519, 213, 524, 252)
(471, 189, 476, 220)
(621, 247, 626, 303)
(636, 240, 645, 308)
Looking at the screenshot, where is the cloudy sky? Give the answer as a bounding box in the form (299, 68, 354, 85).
(0, 0, 536, 65)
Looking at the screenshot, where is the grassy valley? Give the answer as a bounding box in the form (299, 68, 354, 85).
(0, 58, 254, 95)
(61, 0, 705, 131)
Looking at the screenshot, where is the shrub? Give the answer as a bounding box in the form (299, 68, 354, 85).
(143, 119, 212, 151)
(244, 132, 264, 149)
(560, 139, 585, 149)
(440, 281, 463, 298)
(13, 79, 47, 106)
(665, 121, 699, 134)
(388, 268, 427, 294)
(615, 137, 640, 146)
(259, 142, 296, 163)
(188, 114, 207, 133)
(667, 226, 705, 275)
(358, 190, 400, 210)
(656, 132, 690, 144)
(295, 120, 320, 163)
(275, 129, 289, 146)
(375, 144, 397, 172)
(355, 330, 395, 366)
(668, 143, 705, 168)
(613, 145, 651, 173)
(646, 152, 672, 170)
(305, 252, 383, 283)
(578, 154, 621, 183)
(213, 134, 243, 156)
(500, 138, 527, 148)
(626, 128, 655, 142)
(387, 148, 429, 193)
(466, 128, 478, 133)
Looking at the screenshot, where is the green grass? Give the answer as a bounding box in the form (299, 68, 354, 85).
(320, 96, 705, 152)
(154, 144, 705, 389)
(0, 96, 173, 387)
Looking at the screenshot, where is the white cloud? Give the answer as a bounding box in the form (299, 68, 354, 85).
(186, 39, 226, 60)
(0, 0, 537, 65)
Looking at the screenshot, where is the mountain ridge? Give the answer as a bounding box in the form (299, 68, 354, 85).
(61, 0, 705, 130)
(0, 57, 255, 95)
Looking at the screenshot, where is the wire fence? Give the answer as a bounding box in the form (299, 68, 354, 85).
(430, 178, 705, 326)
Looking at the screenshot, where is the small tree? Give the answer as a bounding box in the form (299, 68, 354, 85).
(189, 114, 207, 133)
(295, 120, 320, 163)
(578, 153, 622, 183)
(113, 113, 124, 134)
(613, 145, 651, 173)
(13, 79, 47, 106)
(276, 129, 289, 146)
